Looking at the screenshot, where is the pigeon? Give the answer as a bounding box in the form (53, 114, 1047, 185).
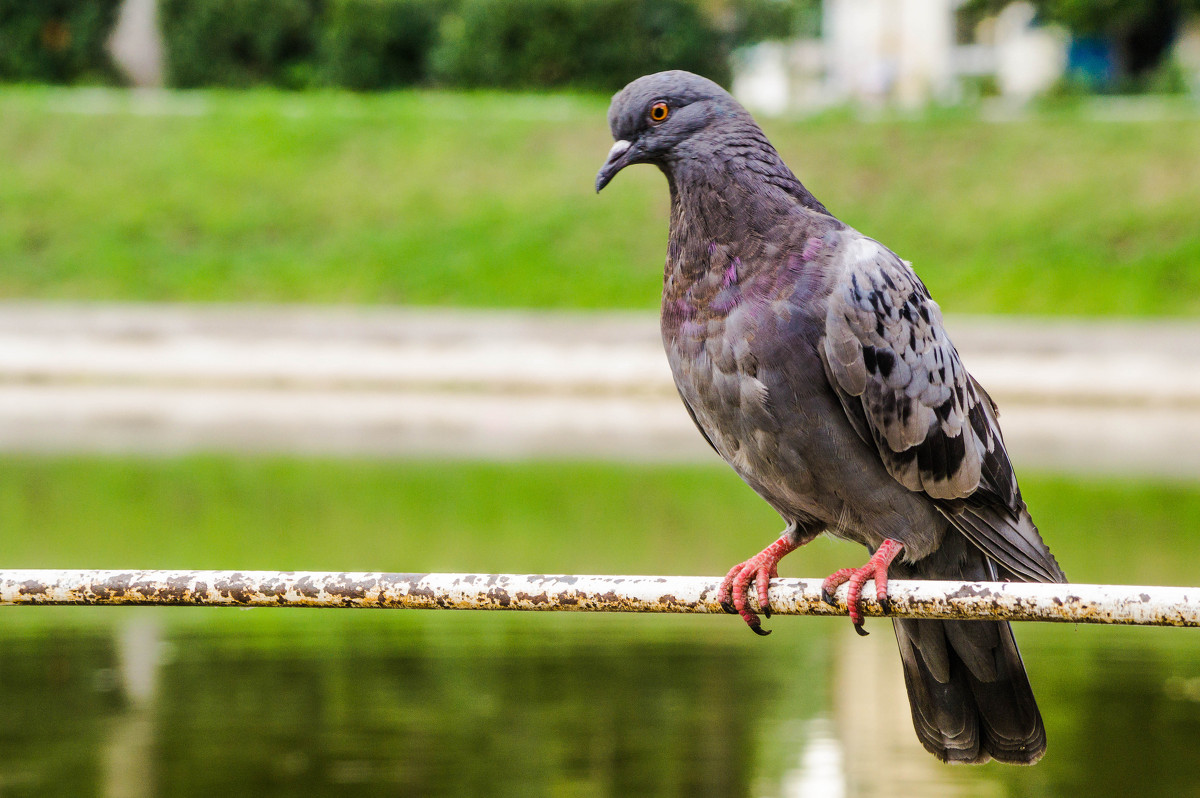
(595, 70, 1065, 765)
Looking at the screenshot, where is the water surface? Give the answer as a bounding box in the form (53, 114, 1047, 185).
(2, 612, 1198, 797)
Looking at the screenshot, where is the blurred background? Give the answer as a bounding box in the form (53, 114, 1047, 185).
(2, 0, 1200, 795)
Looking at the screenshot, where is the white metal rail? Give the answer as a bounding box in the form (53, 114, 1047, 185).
(1, 570, 1196, 627)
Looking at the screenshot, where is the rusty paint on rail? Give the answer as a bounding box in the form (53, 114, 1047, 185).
(2, 570, 1198, 627)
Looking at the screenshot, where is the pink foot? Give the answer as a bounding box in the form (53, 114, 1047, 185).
(717, 536, 799, 636)
(821, 539, 904, 636)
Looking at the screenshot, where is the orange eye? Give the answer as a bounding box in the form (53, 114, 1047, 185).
(649, 101, 669, 123)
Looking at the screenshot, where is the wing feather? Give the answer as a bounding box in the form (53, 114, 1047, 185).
(821, 238, 1064, 583)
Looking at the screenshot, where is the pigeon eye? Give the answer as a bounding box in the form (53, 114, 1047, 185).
(649, 102, 669, 123)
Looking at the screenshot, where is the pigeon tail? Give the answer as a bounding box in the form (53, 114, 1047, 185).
(891, 541, 1049, 764)
(893, 616, 1046, 764)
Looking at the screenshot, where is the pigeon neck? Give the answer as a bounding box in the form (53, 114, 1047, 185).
(663, 135, 831, 244)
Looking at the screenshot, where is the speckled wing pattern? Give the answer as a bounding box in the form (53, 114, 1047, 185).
(821, 237, 1065, 583)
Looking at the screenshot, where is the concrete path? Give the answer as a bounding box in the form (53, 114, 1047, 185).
(0, 302, 1197, 475)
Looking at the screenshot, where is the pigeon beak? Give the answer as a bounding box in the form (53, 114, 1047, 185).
(595, 139, 634, 193)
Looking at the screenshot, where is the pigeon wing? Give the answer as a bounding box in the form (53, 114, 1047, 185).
(675, 387, 721, 456)
(820, 237, 1064, 583)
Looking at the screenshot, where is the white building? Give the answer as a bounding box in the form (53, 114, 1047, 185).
(825, 0, 958, 106)
(733, 0, 1069, 113)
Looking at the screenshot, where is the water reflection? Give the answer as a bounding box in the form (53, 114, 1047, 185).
(832, 626, 969, 798)
(159, 628, 771, 796)
(1, 617, 1199, 797)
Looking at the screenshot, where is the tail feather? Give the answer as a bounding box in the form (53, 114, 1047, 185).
(966, 619, 1047, 762)
(891, 530, 1051, 765)
(893, 617, 1046, 765)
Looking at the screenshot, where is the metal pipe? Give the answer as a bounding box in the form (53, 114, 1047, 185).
(1, 570, 1197, 627)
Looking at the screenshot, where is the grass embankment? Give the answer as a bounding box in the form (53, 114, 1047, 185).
(1, 88, 1198, 315)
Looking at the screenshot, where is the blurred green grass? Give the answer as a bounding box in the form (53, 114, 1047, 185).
(2, 88, 1198, 314)
(1, 455, 1194, 587)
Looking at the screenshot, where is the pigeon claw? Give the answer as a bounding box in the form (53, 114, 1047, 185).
(716, 535, 799, 636)
(821, 569, 855, 607)
(821, 539, 904, 634)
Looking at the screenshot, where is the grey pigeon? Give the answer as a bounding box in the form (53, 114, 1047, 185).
(595, 70, 1065, 765)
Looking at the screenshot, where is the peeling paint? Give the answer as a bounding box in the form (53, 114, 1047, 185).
(0, 571, 1196, 627)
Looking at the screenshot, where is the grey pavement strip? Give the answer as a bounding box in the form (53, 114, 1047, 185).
(0, 302, 1197, 474)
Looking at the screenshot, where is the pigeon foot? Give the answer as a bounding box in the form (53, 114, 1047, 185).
(717, 536, 799, 636)
(821, 539, 904, 635)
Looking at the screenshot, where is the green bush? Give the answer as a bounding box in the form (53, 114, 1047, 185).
(319, 0, 448, 89)
(3, 0, 795, 92)
(160, 0, 322, 88)
(430, 0, 730, 91)
(0, 0, 123, 84)
(160, 0, 737, 92)
(721, 0, 820, 47)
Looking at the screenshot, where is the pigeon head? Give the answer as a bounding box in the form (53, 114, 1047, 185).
(595, 70, 744, 193)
